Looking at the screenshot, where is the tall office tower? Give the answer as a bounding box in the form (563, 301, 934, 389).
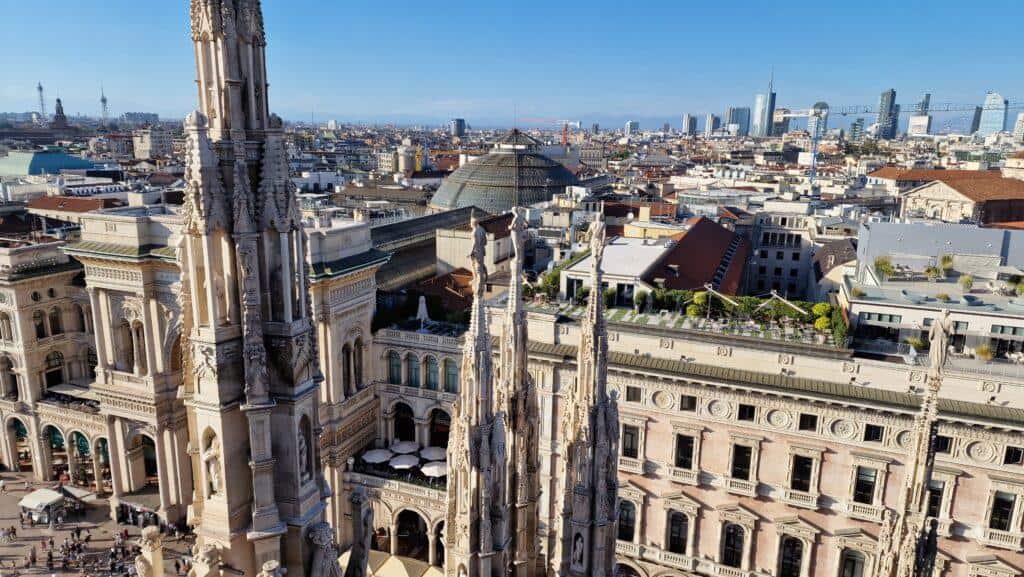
(591, 122, 600, 135)
(848, 118, 865, 143)
(662, 122, 671, 133)
(771, 108, 791, 136)
(725, 107, 751, 136)
(916, 93, 931, 115)
(877, 88, 899, 140)
(978, 91, 1009, 137)
(1013, 112, 1024, 143)
(806, 102, 829, 140)
(681, 114, 697, 136)
(751, 70, 777, 137)
(624, 120, 639, 137)
(704, 113, 720, 137)
(449, 118, 467, 138)
(970, 106, 983, 133)
(182, 1, 328, 575)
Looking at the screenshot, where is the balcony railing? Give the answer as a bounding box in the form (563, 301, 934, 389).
(783, 489, 820, 510)
(618, 456, 643, 474)
(669, 466, 699, 486)
(615, 540, 640, 557)
(982, 528, 1023, 551)
(724, 477, 757, 497)
(848, 501, 884, 522)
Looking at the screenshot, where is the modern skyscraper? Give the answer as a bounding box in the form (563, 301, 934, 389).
(704, 113, 720, 137)
(978, 91, 1009, 137)
(624, 120, 639, 137)
(916, 93, 931, 115)
(1013, 112, 1024, 143)
(807, 102, 829, 140)
(849, 118, 866, 143)
(182, 1, 328, 574)
(681, 114, 697, 136)
(970, 106, 983, 133)
(591, 122, 600, 135)
(449, 118, 467, 137)
(751, 70, 777, 137)
(877, 88, 899, 140)
(771, 108, 790, 136)
(662, 122, 671, 133)
(725, 106, 751, 136)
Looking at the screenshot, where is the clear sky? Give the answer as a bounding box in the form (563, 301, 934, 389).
(2, 0, 1022, 128)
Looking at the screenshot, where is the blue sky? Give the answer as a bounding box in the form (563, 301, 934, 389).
(2, 0, 1021, 128)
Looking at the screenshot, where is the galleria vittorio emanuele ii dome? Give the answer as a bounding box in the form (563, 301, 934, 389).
(430, 130, 579, 214)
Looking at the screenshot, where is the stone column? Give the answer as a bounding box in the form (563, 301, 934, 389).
(93, 455, 104, 493)
(142, 296, 160, 376)
(132, 325, 145, 376)
(153, 428, 172, 518)
(686, 516, 696, 558)
(66, 444, 79, 484)
(415, 419, 429, 447)
(106, 417, 125, 510)
(429, 532, 438, 566)
(87, 288, 110, 370)
(137, 526, 165, 577)
(390, 522, 399, 555)
(280, 233, 293, 323)
(741, 526, 753, 571)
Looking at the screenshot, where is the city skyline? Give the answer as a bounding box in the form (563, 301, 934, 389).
(2, 0, 1023, 127)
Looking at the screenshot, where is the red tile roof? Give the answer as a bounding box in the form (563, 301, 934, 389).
(936, 178, 1024, 202)
(643, 217, 749, 295)
(26, 196, 122, 213)
(868, 167, 1002, 181)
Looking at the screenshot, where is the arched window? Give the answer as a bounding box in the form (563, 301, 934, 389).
(387, 351, 402, 384)
(721, 524, 745, 568)
(76, 304, 88, 333)
(667, 512, 688, 554)
(342, 344, 352, 393)
(429, 409, 451, 448)
(87, 348, 98, 379)
(353, 338, 364, 388)
(839, 550, 865, 577)
(0, 356, 17, 400)
(405, 354, 420, 388)
(393, 403, 416, 443)
(44, 351, 64, 388)
(425, 357, 439, 390)
(617, 501, 636, 542)
(0, 312, 13, 341)
(33, 310, 47, 339)
(117, 321, 134, 372)
(778, 537, 803, 577)
(444, 359, 458, 393)
(49, 307, 63, 335)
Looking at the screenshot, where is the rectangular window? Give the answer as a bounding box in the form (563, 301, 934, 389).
(776, 251, 784, 260)
(790, 455, 814, 492)
(774, 267, 783, 276)
(788, 268, 798, 278)
(758, 265, 767, 275)
(622, 425, 639, 459)
(759, 249, 768, 258)
(674, 434, 695, 469)
(853, 466, 877, 504)
(1005, 446, 1024, 465)
(990, 491, 1016, 531)
(934, 435, 952, 454)
(864, 424, 884, 442)
(926, 480, 945, 518)
(792, 251, 800, 261)
(679, 395, 697, 412)
(731, 445, 753, 480)
(737, 404, 756, 422)
(626, 386, 642, 403)
(798, 413, 818, 432)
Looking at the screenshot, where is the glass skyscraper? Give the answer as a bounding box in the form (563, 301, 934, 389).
(978, 91, 1009, 137)
(876, 88, 899, 140)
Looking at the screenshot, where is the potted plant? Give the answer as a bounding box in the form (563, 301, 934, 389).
(813, 316, 831, 343)
(959, 274, 974, 292)
(874, 256, 894, 282)
(940, 254, 954, 272)
(905, 337, 925, 351)
(975, 343, 994, 362)
(936, 292, 950, 302)
(924, 266, 941, 281)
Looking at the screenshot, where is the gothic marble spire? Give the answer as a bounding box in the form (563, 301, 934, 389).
(557, 219, 619, 577)
(445, 216, 510, 577)
(500, 208, 541, 577)
(182, 1, 327, 575)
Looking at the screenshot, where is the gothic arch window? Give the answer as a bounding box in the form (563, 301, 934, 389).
(387, 351, 401, 384)
(33, 310, 47, 339)
(721, 524, 745, 568)
(443, 359, 458, 393)
(777, 536, 803, 577)
(48, 307, 63, 335)
(667, 511, 688, 554)
(0, 312, 13, 340)
(425, 356, 439, 390)
(617, 501, 636, 542)
(839, 549, 865, 577)
(405, 354, 420, 388)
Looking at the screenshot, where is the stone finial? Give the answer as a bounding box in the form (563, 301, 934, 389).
(185, 110, 209, 130)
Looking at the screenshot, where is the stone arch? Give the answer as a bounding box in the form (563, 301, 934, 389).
(615, 559, 649, 577)
(392, 402, 415, 443)
(33, 309, 47, 339)
(3, 415, 32, 472)
(41, 423, 67, 480)
(352, 336, 365, 389)
(394, 507, 430, 561)
(49, 306, 63, 335)
(428, 408, 451, 448)
(0, 310, 14, 340)
(0, 354, 19, 400)
(166, 331, 183, 372)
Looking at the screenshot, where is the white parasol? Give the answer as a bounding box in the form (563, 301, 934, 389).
(420, 461, 448, 478)
(389, 455, 419, 470)
(420, 446, 447, 461)
(362, 449, 394, 464)
(391, 441, 420, 454)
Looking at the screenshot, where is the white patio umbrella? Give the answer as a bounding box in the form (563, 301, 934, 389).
(389, 454, 419, 470)
(391, 440, 420, 454)
(362, 449, 393, 464)
(420, 446, 447, 461)
(420, 461, 448, 478)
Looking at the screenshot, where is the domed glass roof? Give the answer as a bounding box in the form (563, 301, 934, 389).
(430, 131, 579, 214)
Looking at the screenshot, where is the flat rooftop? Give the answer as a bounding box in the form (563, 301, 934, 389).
(846, 276, 1024, 316)
(566, 236, 670, 279)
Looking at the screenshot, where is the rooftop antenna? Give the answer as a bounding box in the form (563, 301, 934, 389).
(37, 82, 47, 125)
(100, 85, 109, 125)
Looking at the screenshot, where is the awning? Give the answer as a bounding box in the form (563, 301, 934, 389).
(45, 384, 99, 401)
(19, 489, 64, 511)
(60, 485, 98, 503)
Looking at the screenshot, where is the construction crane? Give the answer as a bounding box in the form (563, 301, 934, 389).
(100, 85, 109, 126)
(825, 101, 1024, 116)
(779, 106, 829, 187)
(36, 82, 46, 126)
(522, 117, 582, 146)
